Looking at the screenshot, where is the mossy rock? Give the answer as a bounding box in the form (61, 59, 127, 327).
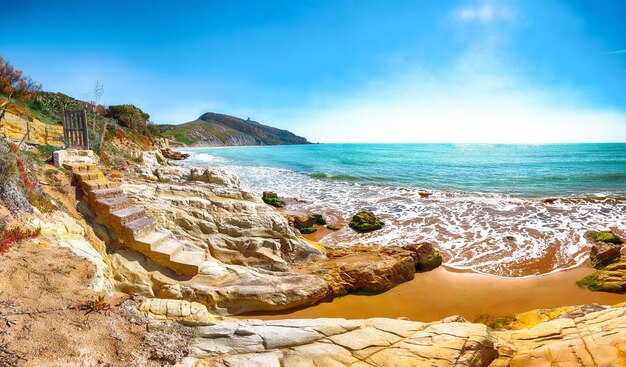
(312, 214, 327, 225)
(588, 230, 622, 244)
(326, 224, 339, 230)
(416, 250, 443, 271)
(576, 273, 601, 291)
(262, 191, 285, 207)
(590, 241, 622, 269)
(298, 226, 317, 234)
(349, 211, 384, 233)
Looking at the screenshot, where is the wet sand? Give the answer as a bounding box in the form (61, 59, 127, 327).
(245, 264, 626, 323)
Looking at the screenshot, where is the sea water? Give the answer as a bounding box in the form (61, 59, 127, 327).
(182, 143, 626, 277)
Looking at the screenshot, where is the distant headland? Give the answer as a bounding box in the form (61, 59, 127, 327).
(158, 112, 311, 147)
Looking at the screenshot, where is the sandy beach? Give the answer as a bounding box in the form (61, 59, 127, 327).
(245, 263, 626, 322)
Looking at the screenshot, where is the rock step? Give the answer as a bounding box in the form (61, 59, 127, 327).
(123, 217, 156, 238)
(63, 163, 98, 172)
(135, 229, 173, 250)
(88, 188, 125, 202)
(94, 196, 135, 212)
(74, 171, 105, 182)
(152, 238, 184, 257)
(79, 179, 118, 192)
(110, 206, 146, 225)
(171, 251, 205, 267)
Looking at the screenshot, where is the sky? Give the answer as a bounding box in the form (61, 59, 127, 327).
(3, 0, 626, 143)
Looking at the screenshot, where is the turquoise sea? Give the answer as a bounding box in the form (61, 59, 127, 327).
(185, 143, 626, 197)
(182, 143, 626, 277)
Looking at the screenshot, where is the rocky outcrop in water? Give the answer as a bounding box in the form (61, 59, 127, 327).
(349, 211, 385, 233)
(161, 148, 190, 160)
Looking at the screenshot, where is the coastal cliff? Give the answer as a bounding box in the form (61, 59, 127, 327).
(158, 112, 310, 147)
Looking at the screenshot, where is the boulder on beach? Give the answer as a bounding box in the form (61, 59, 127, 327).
(349, 211, 384, 233)
(588, 230, 623, 244)
(262, 191, 285, 207)
(578, 229, 625, 293)
(403, 242, 443, 271)
(312, 213, 327, 225)
(284, 214, 318, 234)
(590, 241, 622, 268)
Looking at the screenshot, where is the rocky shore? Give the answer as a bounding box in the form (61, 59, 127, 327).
(103, 157, 444, 314)
(2, 144, 626, 366)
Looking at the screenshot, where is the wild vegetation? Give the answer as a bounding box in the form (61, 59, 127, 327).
(0, 56, 41, 102)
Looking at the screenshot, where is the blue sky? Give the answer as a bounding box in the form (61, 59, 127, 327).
(3, 0, 626, 143)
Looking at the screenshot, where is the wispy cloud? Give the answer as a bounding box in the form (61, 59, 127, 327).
(272, 3, 626, 144)
(455, 1, 516, 23)
(606, 49, 626, 54)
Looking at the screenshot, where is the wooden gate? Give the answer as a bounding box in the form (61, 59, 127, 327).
(62, 109, 89, 149)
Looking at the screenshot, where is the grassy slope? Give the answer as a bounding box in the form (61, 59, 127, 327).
(161, 119, 245, 145)
(160, 112, 310, 146)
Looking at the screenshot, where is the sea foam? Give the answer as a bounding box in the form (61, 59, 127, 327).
(183, 150, 626, 278)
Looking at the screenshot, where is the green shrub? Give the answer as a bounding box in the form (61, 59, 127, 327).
(107, 104, 150, 131)
(36, 144, 60, 159)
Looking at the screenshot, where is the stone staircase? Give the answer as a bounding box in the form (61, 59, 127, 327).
(63, 161, 204, 276)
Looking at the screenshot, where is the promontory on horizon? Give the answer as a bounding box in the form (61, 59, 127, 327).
(158, 112, 311, 147)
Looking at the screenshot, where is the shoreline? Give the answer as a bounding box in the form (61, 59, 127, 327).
(242, 262, 626, 323)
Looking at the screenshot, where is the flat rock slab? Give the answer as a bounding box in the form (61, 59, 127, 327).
(181, 304, 626, 367)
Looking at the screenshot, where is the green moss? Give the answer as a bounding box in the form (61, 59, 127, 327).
(576, 273, 601, 291)
(312, 214, 327, 225)
(416, 251, 443, 271)
(298, 226, 317, 234)
(349, 211, 384, 233)
(326, 224, 339, 230)
(262, 192, 285, 207)
(588, 230, 622, 244)
(44, 168, 58, 176)
(488, 315, 516, 330)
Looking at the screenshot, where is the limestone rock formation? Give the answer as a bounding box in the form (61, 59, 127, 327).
(123, 166, 321, 271)
(109, 250, 330, 315)
(173, 304, 626, 367)
(298, 243, 442, 296)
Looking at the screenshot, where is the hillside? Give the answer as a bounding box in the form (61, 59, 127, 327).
(159, 112, 310, 146)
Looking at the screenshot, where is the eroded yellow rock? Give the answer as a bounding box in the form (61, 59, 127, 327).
(0, 111, 64, 146)
(139, 298, 223, 325)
